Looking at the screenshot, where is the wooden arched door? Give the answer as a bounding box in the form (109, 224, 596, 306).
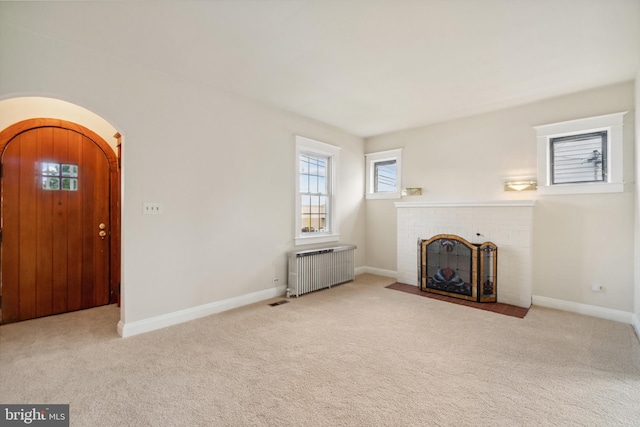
(0, 119, 120, 323)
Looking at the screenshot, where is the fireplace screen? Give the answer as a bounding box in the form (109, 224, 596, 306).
(419, 234, 497, 303)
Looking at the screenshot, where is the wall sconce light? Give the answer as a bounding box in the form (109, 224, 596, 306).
(401, 188, 422, 196)
(504, 180, 537, 191)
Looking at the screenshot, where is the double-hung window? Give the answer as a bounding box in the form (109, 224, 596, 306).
(534, 112, 626, 195)
(295, 135, 340, 245)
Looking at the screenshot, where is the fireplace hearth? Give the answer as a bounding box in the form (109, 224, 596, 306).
(419, 234, 497, 303)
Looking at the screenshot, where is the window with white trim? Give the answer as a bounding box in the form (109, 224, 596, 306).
(365, 149, 402, 199)
(295, 135, 340, 246)
(534, 112, 626, 196)
(550, 131, 607, 184)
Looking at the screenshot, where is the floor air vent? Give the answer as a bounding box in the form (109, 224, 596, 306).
(268, 300, 289, 307)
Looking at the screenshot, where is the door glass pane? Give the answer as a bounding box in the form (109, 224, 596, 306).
(40, 162, 79, 191)
(42, 162, 60, 176)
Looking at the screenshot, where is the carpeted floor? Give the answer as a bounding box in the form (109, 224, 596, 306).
(1, 274, 639, 426)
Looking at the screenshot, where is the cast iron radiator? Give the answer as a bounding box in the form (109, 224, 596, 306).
(286, 245, 357, 297)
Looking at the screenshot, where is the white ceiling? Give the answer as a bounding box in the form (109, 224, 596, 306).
(2, 0, 639, 137)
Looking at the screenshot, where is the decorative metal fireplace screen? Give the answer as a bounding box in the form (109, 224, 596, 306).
(419, 234, 497, 303)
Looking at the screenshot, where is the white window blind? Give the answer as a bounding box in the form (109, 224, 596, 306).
(551, 131, 607, 184)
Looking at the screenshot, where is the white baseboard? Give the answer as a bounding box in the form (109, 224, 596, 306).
(532, 295, 633, 324)
(632, 313, 640, 341)
(354, 266, 368, 276)
(358, 266, 397, 278)
(118, 285, 287, 338)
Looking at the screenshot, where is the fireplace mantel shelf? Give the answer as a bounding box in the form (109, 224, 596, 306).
(394, 200, 536, 208)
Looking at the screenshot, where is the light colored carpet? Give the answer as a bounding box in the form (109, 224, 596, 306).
(1, 274, 639, 426)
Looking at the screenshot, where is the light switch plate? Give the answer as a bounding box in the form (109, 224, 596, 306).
(143, 202, 163, 215)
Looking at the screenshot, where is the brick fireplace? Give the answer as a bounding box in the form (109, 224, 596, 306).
(396, 201, 534, 308)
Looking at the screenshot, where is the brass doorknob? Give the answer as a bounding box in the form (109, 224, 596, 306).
(99, 223, 106, 230)
(99, 230, 107, 239)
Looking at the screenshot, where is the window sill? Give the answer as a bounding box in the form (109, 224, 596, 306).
(295, 233, 340, 246)
(366, 192, 401, 200)
(538, 182, 624, 196)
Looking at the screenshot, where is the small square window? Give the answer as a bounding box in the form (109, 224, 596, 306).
(551, 131, 607, 184)
(374, 159, 397, 192)
(366, 149, 402, 199)
(40, 162, 79, 191)
(534, 112, 626, 196)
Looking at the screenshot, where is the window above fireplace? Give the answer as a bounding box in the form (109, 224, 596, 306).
(550, 131, 607, 185)
(534, 112, 626, 196)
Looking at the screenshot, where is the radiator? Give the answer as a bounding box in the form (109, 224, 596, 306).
(286, 245, 356, 297)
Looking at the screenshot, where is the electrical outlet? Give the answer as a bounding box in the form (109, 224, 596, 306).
(272, 277, 279, 284)
(592, 283, 602, 292)
(143, 202, 163, 215)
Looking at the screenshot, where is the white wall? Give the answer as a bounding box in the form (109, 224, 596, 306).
(366, 82, 636, 313)
(635, 69, 640, 331)
(0, 21, 366, 329)
(0, 97, 119, 150)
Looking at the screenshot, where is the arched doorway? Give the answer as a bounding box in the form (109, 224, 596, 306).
(0, 118, 121, 323)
